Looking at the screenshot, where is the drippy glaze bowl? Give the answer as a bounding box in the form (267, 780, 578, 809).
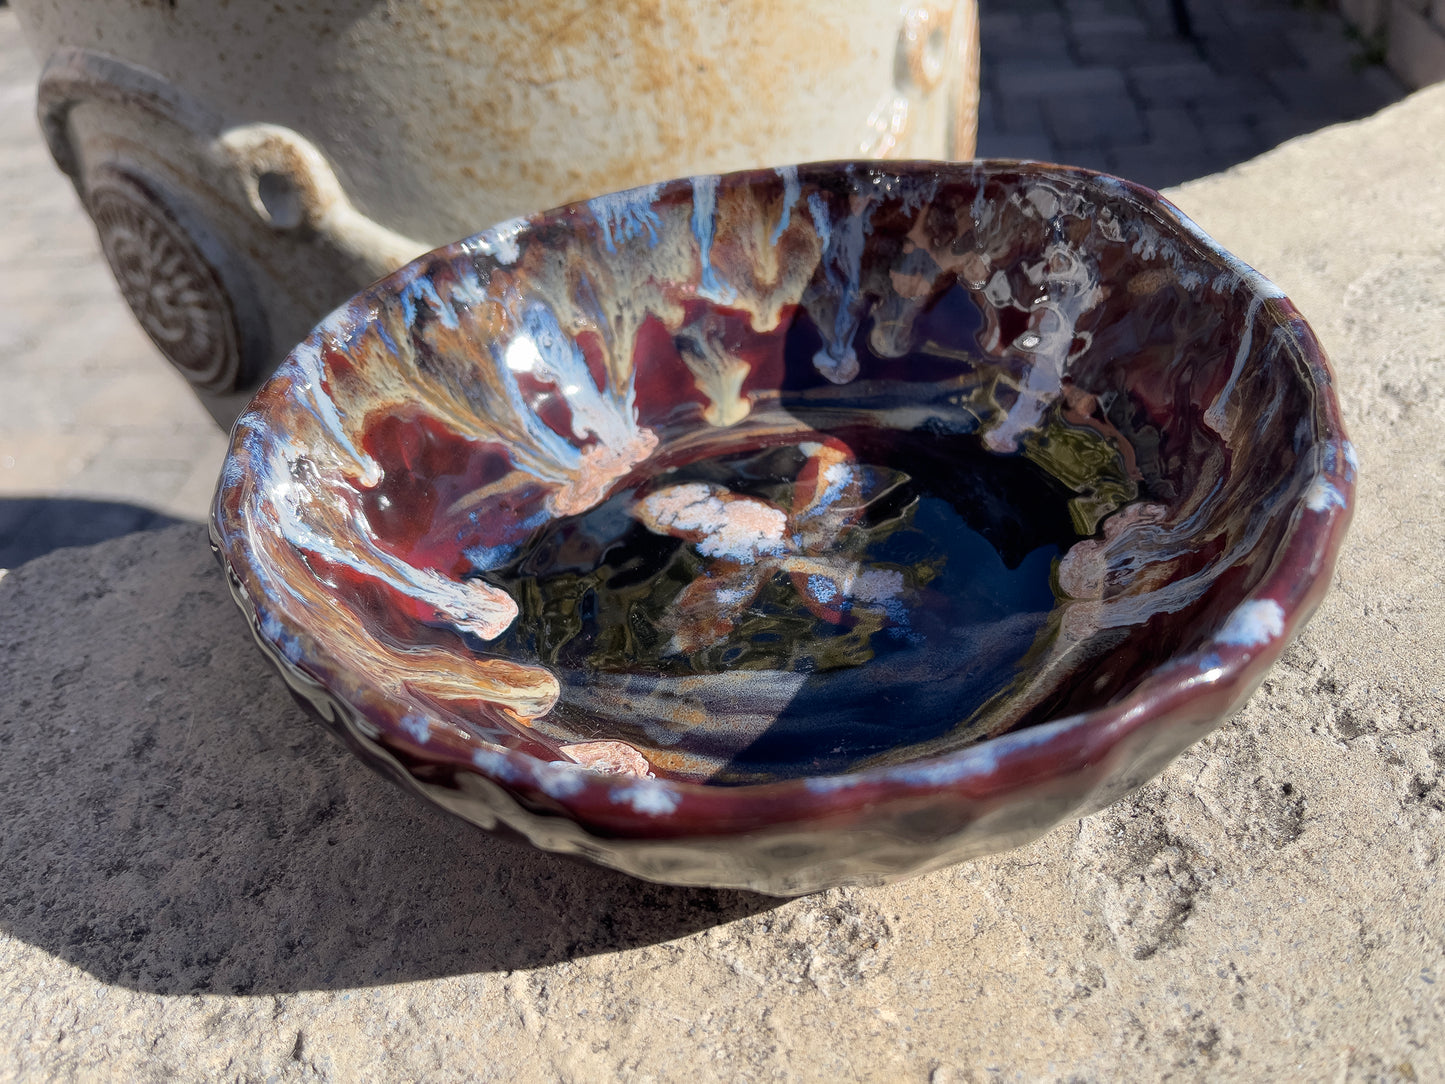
(211, 162, 1353, 895)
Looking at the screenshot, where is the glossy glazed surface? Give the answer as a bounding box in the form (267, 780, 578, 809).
(212, 162, 1353, 894)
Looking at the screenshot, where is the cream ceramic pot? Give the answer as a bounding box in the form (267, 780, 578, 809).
(14, 0, 980, 421)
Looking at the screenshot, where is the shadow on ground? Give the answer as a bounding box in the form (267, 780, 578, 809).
(0, 524, 779, 996)
(0, 497, 182, 569)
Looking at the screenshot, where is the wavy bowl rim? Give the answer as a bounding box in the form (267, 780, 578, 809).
(211, 158, 1355, 842)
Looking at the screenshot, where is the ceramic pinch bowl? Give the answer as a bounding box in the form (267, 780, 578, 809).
(211, 162, 1353, 896)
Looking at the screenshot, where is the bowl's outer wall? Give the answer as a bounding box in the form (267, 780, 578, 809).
(212, 162, 1353, 894)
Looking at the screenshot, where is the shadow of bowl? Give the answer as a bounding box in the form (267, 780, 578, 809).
(0, 496, 181, 569)
(0, 523, 778, 996)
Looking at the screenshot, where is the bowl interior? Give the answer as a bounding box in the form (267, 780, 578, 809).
(217, 162, 1339, 789)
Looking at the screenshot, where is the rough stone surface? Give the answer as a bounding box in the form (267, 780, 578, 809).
(1, 83, 1444, 1083)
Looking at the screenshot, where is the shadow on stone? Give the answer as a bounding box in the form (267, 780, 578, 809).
(0, 497, 183, 569)
(0, 523, 779, 996)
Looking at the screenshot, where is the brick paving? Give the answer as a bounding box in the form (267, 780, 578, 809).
(0, 3, 1410, 568)
(975, 0, 1407, 187)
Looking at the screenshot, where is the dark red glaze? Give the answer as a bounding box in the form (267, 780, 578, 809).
(212, 161, 1353, 894)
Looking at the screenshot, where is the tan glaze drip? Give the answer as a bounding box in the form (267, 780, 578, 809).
(675, 312, 758, 428)
(510, 174, 825, 431)
(560, 740, 655, 778)
(232, 486, 561, 727)
(628, 439, 910, 655)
